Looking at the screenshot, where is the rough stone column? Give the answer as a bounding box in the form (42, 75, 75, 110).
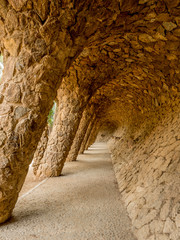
(66, 106, 94, 162)
(85, 120, 100, 149)
(0, 1, 88, 223)
(0, 56, 65, 223)
(79, 115, 96, 154)
(32, 126, 49, 177)
(32, 101, 58, 176)
(34, 80, 86, 178)
(84, 119, 97, 150)
(0, 49, 68, 223)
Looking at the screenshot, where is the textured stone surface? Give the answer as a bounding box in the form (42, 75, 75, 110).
(0, 0, 179, 229)
(66, 107, 94, 162)
(33, 78, 87, 178)
(32, 126, 49, 177)
(0, 0, 125, 222)
(79, 117, 96, 154)
(108, 109, 180, 240)
(85, 120, 100, 150)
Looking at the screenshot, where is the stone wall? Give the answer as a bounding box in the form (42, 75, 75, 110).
(108, 109, 180, 240)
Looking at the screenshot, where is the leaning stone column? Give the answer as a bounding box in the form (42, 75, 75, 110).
(91, 122, 101, 145)
(32, 126, 49, 177)
(34, 81, 85, 178)
(32, 103, 57, 176)
(79, 115, 96, 154)
(0, 2, 85, 223)
(66, 106, 94, 162)
(85, 120, 100, 149)
(0, 55, 64, 222)
(0, 49, 65, 223)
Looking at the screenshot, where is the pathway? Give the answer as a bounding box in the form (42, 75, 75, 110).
(0, 143, 136, 240)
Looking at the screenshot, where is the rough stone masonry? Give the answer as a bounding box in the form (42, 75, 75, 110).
(0, 1, 180, 240)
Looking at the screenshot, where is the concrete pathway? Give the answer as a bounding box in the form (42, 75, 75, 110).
(0, 143, 136, 240)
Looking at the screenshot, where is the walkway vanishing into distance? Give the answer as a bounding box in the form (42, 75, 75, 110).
(0, 143, 136, 240)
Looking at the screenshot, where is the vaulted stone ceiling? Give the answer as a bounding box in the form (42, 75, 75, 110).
(66, 9, 180, 126)
(1, 0, 179, 125)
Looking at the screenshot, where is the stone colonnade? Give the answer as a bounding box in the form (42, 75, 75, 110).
(0, 0, 120, 223)
(0, 3, 180, 240)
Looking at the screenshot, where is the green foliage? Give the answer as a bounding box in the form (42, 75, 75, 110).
(47, 102, 56, 127)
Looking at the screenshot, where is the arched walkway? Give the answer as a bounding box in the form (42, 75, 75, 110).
(0, 143, 136, 240)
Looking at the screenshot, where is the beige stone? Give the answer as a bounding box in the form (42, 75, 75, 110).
(134, 209, 157, 229)
(136, 224, 150, 240)
(160, 201, 171, 220)
(175, 215, 180, 228)
(169, 229, 180, 240)
(14, 106, 29, 120)
(5, 84, 21, 103)
(8, 0, 27, 11)
(156, 234, 169, 240)
(150, 220, 164, 234)
(163, 217, 176, 234)
(147, 236, 155, 240)
(3, 37, 20, 57)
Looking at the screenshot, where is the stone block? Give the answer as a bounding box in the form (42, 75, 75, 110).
(0, 104, 12, 115)
(163, 22, 177, 31)
(3, 35, 21, 57)
(156, 234, 169, 240)
(163, 217, 176, 234)
(175, 215, 180, 228)
(150, 219, 164, 234)
(136, 224, 150, 240)
(14, 107, 28, 120)
(5, 83, 21, 103)
(139, 34, 156, 43)
(160, 201, 171, 220)
(169, 229, 180, 240)
(8, 0, 27, 11)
